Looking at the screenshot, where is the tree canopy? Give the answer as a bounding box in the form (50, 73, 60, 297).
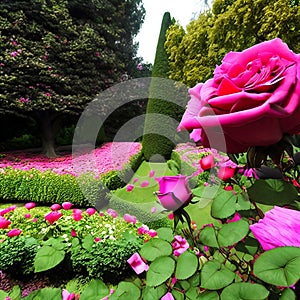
(165, 0, 300, 87)
(0, 0, 145, 156)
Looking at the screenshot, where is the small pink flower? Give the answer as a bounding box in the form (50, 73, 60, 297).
(12, 40, 17, 46)
(133, 178, 139, 183)
(200, 154, 215, 170)
(148, 229, 157, 238)
(45, 92, 51, 97)
(32, 218, 38, 223)
(0, 216, 11, 229)
(62, 202, 73, 210)
(10, 51, 18, 57)
(7, 228, 22, 237)
(43, 55, 48, 61)
(217, 166, 236, 181)
(107, 208, 118, 218)
(99, 211, 105, 217)
(24, 214, 31, 219)
(51, 203, 61, 211)
(45, 211, 63, 225)
(95, 51, 100, 57)
(72, 209, 82, 221)
(126, 184, 134, 192)
(71, 229, 77, 237)
(137, 225, 149, 235)
(172, 235, 189, 256)
(127, 253, 149, 274)
(94, 237, 101, 242)
(168, 213, 174, 220)
(224, 185, 233, 191)
(86, 207, 96, 216)
(25, 202, 36, 210)
(123, 213, 136, 224)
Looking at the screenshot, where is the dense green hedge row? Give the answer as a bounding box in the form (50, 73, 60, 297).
(0, 150, 144, 208)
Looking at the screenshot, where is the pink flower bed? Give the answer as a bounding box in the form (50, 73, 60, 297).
(0, 142, 141, 176)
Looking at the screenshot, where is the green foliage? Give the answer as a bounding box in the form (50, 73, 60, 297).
(70, 235, 142, 283)
(165, 0, 300, 87)
(142, 12, 184, 161)
(0, 236, 38, 276)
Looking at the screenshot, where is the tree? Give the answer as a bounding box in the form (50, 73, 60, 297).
(142, 12, 184, 161)
(165, 0, 300, 87)
(0, 0, 145, 157)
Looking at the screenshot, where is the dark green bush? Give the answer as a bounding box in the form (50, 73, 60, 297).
(0, 236, 38, 276)
(70, 235, 142, 283)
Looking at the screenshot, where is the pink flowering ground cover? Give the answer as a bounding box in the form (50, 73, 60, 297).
(0, 142, 141, 176)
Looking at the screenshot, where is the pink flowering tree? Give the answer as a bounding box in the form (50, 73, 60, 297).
(0, 0, 145, 157)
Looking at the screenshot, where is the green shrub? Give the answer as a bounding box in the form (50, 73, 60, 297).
(0, 236, 38, 276)
(70, 235, 142, 283)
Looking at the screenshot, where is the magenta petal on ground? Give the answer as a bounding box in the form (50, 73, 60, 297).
(149, 170, 155, 177)
(140, 180, 149, 188)
(127, 253, 149, 274)
(250, 206, 300, 250)
(126, 184, 134, 192)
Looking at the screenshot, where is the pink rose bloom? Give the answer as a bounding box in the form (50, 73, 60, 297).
(178, 38, 300, 153)
(7, 228, 22, 237)
(250, 206, 300, 250)
(199, 154, 215, 170)
(25, 202, 36, 210)
(172, 235, 189, 256)
(71, 229, 77, 237)
(45, 211, 63, 225)
(217, 166, 236, 181)
(0, 205, 16, 216)
(127, 253, 149, 274)
(86, 208, 96, 216)
(50, 203, 61, 211)
(156, 175, 192, 211)
(0, 216, 11, 229)
(123, 213, 137, 224)
(62, 202, 73, 210)
(72, 209, 82, 221)
(137, 224, 149, 235)
(161, 292, 175, 300)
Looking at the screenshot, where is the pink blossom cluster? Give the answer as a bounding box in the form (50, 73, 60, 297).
(0, 142, 141, 176)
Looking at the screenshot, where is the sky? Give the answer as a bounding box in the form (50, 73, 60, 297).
(135, 0, 210, 64)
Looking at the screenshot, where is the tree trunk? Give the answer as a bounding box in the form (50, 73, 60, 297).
(35, 111, 59, 158)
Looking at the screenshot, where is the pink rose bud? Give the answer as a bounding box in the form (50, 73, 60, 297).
(140, 180, 149, 188)
(127, 253, 149, 274)
(62, 202, 73, 210)
(71, 229, 77, 237)
(94, 237, 101, 242)
(149, 170, 155, 177)
(24, 214, 31, 219)
(156, 175, 192, 211)
(86, 208, 96, 216)
(50, 203, 61, 211)
(7, 228, 22, 237)
(217, 166, 236, 181)
(148, 229, 157, 238)
(199, 154, 215, 170)
(25, 202, 36, 210)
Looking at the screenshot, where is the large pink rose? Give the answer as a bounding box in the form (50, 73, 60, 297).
(178, 38, 300, 153)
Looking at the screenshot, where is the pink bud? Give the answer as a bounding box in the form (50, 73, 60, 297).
(71, 229, 77, 237)
(7, 228, 22, 237)
(86, 208, 96, 216)
(62, 202, 73, 210)
(217, 166, 236, 181)
(123, 214, 136, 224)
(51, 203, 61, 211)
(126, 184, 134, 192)
(200, 154, 215, 170)
(25, 202, 36, 210)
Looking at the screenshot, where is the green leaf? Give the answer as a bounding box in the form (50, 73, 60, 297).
(217, 219, 249, 247)
(80, 279, 109, 300)
(0, 290, 9, 300)
(109, 281, 141, 300)
(8, 285, 21, 300)
(44, 237, 65, 250)
(82, 234, 94, 251)
(172, 289, 185, 300)
(235, 192, 251, 211)
(146, 256, 175, 287)
(235, 236, 259, 256)
(220, 283, 269, 300)
(175, 251, 198, 280)
(142, 285, 167, 300)
(199, 225, 219, 248)
(211, 189, 236, 219)
(248, 179, 298, 205)
(186, 289, 219, 300)
(140, 238, 172, 261)
(24, 287, 62, 300)
(200, 260, 235, 290)
(279, 288, 296, 300)
(34, 245, 65, 272)
(156, 227, 174, 242)
(253, 246, 300, 287)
